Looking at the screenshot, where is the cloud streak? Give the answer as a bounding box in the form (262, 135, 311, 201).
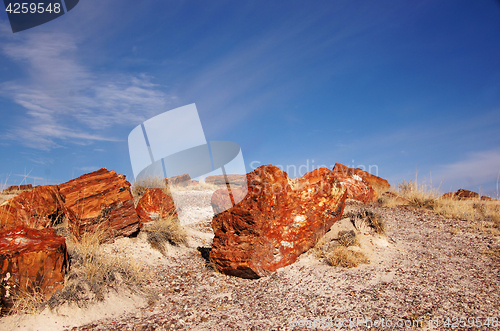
(0, 31, 174, 150)
(434, 149, 500, 191)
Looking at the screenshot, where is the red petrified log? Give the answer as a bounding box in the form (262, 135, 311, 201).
(2, 185, 19, 194)
(58, 168, 140, 242)
(0, 226, 68, 312)
(136, 188, 178, 223)
(331, 163, 378, 203)
(165, 174, 191, 187)
(332, 163, 390, 195)
(1, 184, 33, 194)
(210, 165, 347, 279)
(441, 189, 480, 200)
(0, 185, 72, 231)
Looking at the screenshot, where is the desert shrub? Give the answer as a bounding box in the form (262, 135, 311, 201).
(142, 215, 187, 255)
(398, 179, 437, 209)
(345, 208, 385, 235)
(337, 230, 358, 247)
(325, 246, 370, 268)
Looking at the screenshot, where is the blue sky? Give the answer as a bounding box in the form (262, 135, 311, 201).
(0, 0, 499, 196)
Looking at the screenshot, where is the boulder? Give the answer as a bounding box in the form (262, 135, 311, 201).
(19, 184, 33, 191)
(331, 163, 377, 203)
(205, 175, 247, 186)
(441, 192, 456, 200)
(0, 185, 72, 231)
(456, 189, 479, 200)
(441, 189, 480, 200)
(58, 168, 140, 243)
(165, 174, 191, 187)
(136, 188, 178, 223)
(210, 165, 347, 279)
(1, 184, 33, 194)
(1, 185, 19, 194)
(0, 226, 68, 313)
(332, 163, 390, 194)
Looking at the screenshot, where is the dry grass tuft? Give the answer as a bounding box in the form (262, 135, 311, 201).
(337, 230, 358, 247)
(314, 225, 370, 268)
(142, 215, 188, 255)
(398, 179, 438, 209)
(48, 228, 151, 309)
(325, 246, 370, 268)
(381, 175, 500, 236)
(7, 287, 46, 315)
(131, 176, 170, 198)
(345, 208, 385, 235)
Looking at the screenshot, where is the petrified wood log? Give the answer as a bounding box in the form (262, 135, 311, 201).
(0, 226, 68, 313)
(58, 168, 140, 242)
(210, 165, 347, 279)
(136, 188, 178, 223)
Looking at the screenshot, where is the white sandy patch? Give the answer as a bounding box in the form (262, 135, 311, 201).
(0, 291, 146, 331)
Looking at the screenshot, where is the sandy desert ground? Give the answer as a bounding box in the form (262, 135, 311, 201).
(1, 189, 500, 331)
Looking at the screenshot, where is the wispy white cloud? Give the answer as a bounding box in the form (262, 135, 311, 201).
(0, 31, 175, 150)
(434, 149, 500, 190)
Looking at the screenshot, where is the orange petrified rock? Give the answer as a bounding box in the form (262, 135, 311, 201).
(136, 188, 178, 223)
(332, 163, 390, 196)
(331, 163, 378, 203)
(210, 165, 347, 279)
(0, 185, 73, 231)
(58, 168, 141, 242)
(0, 226, 68, 312)
(165, 174, 191, 187)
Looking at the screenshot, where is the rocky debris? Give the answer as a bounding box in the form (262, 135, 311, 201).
(0, 185, 72, 231)
(1, 184, 33, 195)
(205, 175, 246, 186)
(332, 163, 390, 194)
(0, 226, 68, 313)
(165, 174, 191, 187)
(136, 188, 178, 223)
(210, 165, 347, 279)
(441, 189, 481, 200)
(58, 168, 141, 243)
